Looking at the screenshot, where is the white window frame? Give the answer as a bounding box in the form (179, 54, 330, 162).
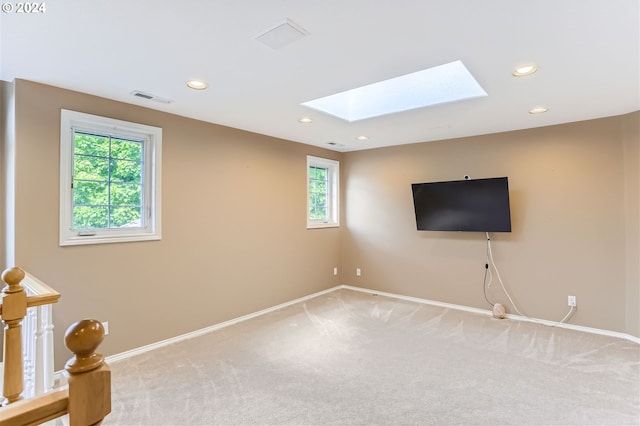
(59, 109, 162, 246)
(307, 155, 339, 229)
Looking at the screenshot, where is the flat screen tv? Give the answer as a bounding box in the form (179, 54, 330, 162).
(411, 177, 512, 232)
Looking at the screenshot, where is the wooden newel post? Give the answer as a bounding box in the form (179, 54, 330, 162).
(1, 267, 28, 405)
(63, 319, 111, 426)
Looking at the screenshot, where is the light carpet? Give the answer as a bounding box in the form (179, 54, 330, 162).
(103, 289, 640, 425)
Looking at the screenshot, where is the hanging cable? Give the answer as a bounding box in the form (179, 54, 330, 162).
(483, 232, 576, 325)
(486, 232, 525, 316)
(482, 253, 494, 307)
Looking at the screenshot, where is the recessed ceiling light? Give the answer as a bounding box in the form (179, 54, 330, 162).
(302, 60, 487, 122)
(529, 106, 548, 114)
(298, 117, 312, 123)
(187, 80, 207, 90)
(513, 65, 538, 77)
(356, 135, 369, 141)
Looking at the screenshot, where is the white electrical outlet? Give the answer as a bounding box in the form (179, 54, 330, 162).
(567, 296, 577, 307)
(333, 267, 338, 276)
(356, 268, 361, 276)
(102, 321, 109, 336)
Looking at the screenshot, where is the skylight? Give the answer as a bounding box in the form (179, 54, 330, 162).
(302, 60, 487, 122)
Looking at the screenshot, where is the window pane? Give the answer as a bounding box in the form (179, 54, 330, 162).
(74, 155, 109, 181)
(111, 138, 143, 161)
(110, 207, 142, 228)
(310, 179, 326, 194)
(71, 130, 146, 230)
(73, 206, 108, 229)
(73, 181, 108, 206)
(111, 183, 142, 206)
(309, 165, 329, 221)
(310, 166, 327, 180)
(110, 159, 142, 183)
(309, 193, 327, 220)
(74, 133, 109, 156)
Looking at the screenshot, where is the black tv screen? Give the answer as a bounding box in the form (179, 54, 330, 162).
(411, 177, 512, 232)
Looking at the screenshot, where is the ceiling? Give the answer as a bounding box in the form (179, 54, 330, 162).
(1, 1, 638, 152)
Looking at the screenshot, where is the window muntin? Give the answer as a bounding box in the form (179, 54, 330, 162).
(60, 110, 161, 245)
(307, 156, 339, 228)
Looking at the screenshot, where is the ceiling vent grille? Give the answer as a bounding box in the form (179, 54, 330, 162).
(255, 18, 308, 49)
(130, 91, 174, 104)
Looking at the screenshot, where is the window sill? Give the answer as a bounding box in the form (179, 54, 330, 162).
(306, 223, 340, 229)
(60, 233, 161, 246)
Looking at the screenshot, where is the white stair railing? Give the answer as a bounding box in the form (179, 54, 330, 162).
(21, 272, 58, 398)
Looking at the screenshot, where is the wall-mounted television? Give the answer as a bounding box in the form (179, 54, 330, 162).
(411, 177, 512, 232)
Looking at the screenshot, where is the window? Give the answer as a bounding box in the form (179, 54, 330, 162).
(307, 156, 339, 228)
(59, 110, 161, 245)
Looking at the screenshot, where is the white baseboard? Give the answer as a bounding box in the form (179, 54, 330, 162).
(97, 283, 638, 366)
(342, 285, 640, 344)
(104, 286, 342, 364)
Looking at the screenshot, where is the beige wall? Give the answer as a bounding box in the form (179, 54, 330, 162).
(7, 80, 342, 368)
(341, 113, 639, 335)
(2, 79, 638, 373)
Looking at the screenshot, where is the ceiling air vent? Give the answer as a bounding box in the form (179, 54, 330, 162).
(130, 91, 174, 104)
(255, 18, 308, 49)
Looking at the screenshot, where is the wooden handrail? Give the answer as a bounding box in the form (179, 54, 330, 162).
(0, 272, 61, 313)
(0, 388, 69, 425)
(22, 272, 61, 309)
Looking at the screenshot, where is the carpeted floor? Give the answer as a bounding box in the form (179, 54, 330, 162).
(102, 289, 640, 425)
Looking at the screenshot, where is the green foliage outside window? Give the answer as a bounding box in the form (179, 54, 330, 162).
(308, 166, 328, 221)
(72, 132, 144, 229)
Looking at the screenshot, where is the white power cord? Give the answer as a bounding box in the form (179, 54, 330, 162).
(484, 232, 575, 324)
(557, 306, 575, 324)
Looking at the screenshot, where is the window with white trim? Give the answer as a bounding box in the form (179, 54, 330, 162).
(307, 156, 339, 228)
(59, 109, 162, 246)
